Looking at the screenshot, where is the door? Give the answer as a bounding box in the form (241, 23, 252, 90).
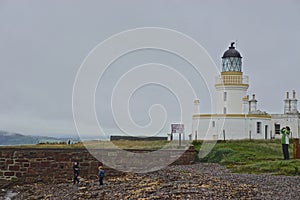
(265, 125, 268, 139)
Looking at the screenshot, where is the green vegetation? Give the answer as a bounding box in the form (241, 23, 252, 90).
(86, 140, 172, 150)
(193, 139, 300, 176)
(0, 140, 175, 150)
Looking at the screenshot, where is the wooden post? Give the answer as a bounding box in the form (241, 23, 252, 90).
(249, 130, 251, 140)
(179, 133, 181, 147)
(293, 138, 300, 159)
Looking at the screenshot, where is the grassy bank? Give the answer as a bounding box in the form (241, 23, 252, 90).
(193, 139, 300, 176)
(0, 140, 173, 150)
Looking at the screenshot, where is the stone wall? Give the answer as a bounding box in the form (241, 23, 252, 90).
(0, 147, 196, 183)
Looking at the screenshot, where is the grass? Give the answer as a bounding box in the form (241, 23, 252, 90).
(0, 140, 184, 150)
(193, 139, 300, 176)
(85, 140, 173, 150)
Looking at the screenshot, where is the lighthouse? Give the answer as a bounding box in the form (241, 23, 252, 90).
(192, 42, 299, 140)
(215, 42, 249, 114)
(192, 42, 272, 140)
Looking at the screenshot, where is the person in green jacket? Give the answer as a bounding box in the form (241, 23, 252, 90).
(281, 126, 290, 160)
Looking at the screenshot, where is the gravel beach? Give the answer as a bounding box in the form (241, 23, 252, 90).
(1, 163, 300, 200)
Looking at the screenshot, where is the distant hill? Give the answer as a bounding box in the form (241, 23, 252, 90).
(0, 130, 78, 146)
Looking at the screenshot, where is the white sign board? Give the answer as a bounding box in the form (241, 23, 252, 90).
(171, 124, 184, 134)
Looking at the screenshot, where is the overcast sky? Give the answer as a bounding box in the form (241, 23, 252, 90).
(0, 0, 299, 138)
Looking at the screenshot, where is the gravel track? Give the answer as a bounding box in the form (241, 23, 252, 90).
(1, 163, 300, 200)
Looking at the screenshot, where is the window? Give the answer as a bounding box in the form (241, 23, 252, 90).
(223, 107, 227, 114)
(212, 121, 216, 127)
(275, 124, 281, 134)
(257, 122, 261, 134)
(224, 92, 227, 101)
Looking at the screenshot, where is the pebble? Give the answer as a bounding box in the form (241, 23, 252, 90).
(1, 163, 300, 199)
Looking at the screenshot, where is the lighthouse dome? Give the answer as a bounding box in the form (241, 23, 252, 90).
(222, 42, 242, 58)
(221, 42, 242, 72)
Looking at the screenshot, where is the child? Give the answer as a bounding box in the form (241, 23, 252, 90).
(98, 166, 105, 186)
(73, 161, 80, 185)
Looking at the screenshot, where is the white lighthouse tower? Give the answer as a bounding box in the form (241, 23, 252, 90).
(215, 42, 249, 114)
(192, 42, 271, 140)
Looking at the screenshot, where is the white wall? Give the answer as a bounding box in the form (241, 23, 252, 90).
(270, 114, 300, 139)
(192, 116, 271, 140)
(216, 86, 248, 114)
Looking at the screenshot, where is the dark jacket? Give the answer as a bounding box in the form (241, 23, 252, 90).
(73, 164, 80, 175)
(98, 169, 104, 177)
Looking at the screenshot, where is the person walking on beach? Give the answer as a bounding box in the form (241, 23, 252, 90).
(281, 126, 290, 160)
(73, 161, 80, 185)
(98, 165, 105, 186)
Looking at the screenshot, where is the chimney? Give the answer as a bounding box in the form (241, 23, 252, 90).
(293, 90, 296, 99)
(249, 94, 257, 113)
(290, 90, 298, 114)
(242, 95, 249, 114)
(284, 91, 291, 114)
(194, 99, 200, 114)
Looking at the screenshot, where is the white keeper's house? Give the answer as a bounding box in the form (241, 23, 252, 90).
(192, 42, 300, 140)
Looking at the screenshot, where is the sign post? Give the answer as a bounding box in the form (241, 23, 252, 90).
(171, 124, 184, 147)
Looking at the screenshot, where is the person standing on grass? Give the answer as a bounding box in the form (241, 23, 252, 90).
(98, 165, 105, 186)
(281, 126, 290, 160)
(73, 161, 80, 185)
